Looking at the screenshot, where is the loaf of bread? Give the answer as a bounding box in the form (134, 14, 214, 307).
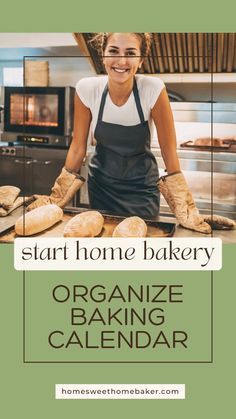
(112, 216, 147, 237)
(0, 185, 20, 210)
(63, 211, 104, 237)
(194, 137, 223, 147)
(15, 204, 63, 236)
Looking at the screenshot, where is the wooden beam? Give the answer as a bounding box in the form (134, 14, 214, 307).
(72, 33, 97, 74)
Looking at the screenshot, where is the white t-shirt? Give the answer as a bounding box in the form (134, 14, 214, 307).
(76, 75, 165, 139)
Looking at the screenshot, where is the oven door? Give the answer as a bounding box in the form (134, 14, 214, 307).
(4, 87, 65, 136)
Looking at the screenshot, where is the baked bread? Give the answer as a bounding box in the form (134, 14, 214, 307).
(194, 137, 223, 147)
(63, 211, 104, 237)
(112, 216, 147, 237)
(0, 185, 20, 210)
(15, 204, 63, 236)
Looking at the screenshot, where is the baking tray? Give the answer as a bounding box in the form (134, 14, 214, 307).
(63, 207, 176, 238)
(0, 206, 175, 242)
(180, 140, 231, 151)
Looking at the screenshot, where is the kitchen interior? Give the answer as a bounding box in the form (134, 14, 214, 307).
(0, 32, 236, 242)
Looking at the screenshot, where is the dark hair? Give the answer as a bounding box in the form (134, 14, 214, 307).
(89, 32, 152, 57)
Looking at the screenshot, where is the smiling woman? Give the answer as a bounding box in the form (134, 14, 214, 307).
(90, 33, 152, 106)
(90, 32, 152, 58)
(28, 33, 235, 233)
(102, 33, 147, 105)
(66, 32, 181, 218)
(29, 32, 172, 219)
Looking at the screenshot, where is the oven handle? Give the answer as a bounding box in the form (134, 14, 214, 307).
(32, 160, 52, 165)
(14, 159, 32, 165)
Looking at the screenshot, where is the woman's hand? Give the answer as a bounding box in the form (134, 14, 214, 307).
(151, 88, 180, 174)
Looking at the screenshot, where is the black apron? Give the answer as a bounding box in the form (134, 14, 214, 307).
(88, 78, 160, 219)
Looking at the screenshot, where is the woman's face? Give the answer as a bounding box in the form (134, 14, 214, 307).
(103, 33, 143, 85)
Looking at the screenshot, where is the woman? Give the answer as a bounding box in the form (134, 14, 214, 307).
(66, 32, 180, 218)
(29, 33, 234, 233)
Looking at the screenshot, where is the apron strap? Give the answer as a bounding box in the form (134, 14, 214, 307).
(97, 84, 109, 122)
(97, 77, 145, 123)
(133, 78, 145, 124)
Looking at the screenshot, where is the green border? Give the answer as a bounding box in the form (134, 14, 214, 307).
(1, 0, 236, 32)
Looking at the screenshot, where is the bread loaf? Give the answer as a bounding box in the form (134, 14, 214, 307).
(63, 211, 104, 237)
(194, 137, 223, 147)
(15, 204, 63, 236)
(0, 185, 20, 210)
(112, 216, 147, 237)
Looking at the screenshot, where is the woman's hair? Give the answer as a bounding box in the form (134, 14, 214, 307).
(89, 32, 152, 57)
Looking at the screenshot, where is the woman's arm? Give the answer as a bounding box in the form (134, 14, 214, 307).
(65, 92, 92, 173)
(151, 88, 180, 174)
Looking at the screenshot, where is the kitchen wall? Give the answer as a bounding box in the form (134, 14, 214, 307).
(1, 44, 236, 102)
(0, 42, 95, 131)
(1, 35, 236, 141)
(0, 48, 95, 88)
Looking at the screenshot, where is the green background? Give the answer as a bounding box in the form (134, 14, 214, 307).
(1, 244, 234, 416)
(1, 0, 236, 31)
(1, 1, 236, 416)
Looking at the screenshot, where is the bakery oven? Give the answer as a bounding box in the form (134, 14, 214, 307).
(0, 86, 79, 201)
(2, 86, 75, 146)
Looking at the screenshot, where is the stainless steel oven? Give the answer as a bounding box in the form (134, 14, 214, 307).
(0, 86, 77, 200)
(2, 86, 75, 147)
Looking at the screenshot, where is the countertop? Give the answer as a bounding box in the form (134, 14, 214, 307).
(0, 207, 235, 244)
(158, 215, 236, 244)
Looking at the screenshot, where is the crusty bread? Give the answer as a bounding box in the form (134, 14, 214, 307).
(0, 185, 20, 210)
(112, 216, 147, 237)
(15, 204, 63, 236)
(63, 211, 104, 237)
(194, 137, 223, 147)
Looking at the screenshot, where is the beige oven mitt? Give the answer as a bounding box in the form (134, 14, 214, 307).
(27, 167, 85, 211)
(202, 214, 236, 230)
(157, 172, 235, 234)
(0, 186, 23, 217)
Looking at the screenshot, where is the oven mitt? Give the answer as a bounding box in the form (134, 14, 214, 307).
(157, 172, 212, 234)
(27, 167, 85, 211)
(202, 214, 236, 230)
(0, 186, 22, 217)
(157, 172, 236, 233)
(0, 197, 25, 217)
